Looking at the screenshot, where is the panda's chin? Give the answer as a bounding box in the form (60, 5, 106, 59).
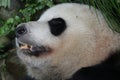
(17, 42, 52, 57)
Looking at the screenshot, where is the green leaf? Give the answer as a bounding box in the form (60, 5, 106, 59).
(15, 16, 20, 20)
(46, 0, 54, 7)
(6, 18, 14, 24)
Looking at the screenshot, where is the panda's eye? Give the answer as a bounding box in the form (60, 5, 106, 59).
(48, 18, 66, 36)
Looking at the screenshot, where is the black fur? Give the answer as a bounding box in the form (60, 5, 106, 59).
(68, 50, 120, 80)
(48, 18, 66, 36)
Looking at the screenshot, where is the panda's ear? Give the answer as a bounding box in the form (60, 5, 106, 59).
(48, 18, 67, 36)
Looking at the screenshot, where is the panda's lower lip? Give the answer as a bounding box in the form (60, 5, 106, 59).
(18, 43, 51, 56)
(22, 46, 49, 56)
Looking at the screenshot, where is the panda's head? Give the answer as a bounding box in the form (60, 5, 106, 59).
(16, 3, 120, 80)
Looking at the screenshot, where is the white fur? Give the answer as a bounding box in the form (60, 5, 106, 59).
(17, 3, 120, 80)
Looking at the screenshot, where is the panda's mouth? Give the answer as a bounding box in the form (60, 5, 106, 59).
(18, 42, 51, 56)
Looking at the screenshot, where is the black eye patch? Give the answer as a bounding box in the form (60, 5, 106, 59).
(48, 18, 67, 36)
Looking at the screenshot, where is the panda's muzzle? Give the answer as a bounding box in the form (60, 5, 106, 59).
(18, 42, 51, 56)
(16, 23, 52, 56)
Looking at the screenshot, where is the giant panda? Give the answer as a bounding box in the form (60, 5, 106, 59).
(15, 3, 120, 80)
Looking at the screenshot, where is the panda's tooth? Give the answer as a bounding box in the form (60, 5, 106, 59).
(15, 38, 19, 48)
(30, 46, 32, 50)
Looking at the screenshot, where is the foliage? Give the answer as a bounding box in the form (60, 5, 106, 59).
(20, 0, 54, 21)
(0, 0, 10, 8)
(93, 0, 120, 33)
(0, 16, 21, 37)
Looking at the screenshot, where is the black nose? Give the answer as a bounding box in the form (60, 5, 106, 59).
(16, 24, 27, 37)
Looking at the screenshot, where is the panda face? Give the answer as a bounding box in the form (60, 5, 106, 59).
(16, 17, 67, 57)
(16, 3, 120, 80)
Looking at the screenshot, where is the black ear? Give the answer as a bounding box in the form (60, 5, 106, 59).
(48, 18, 67, 36)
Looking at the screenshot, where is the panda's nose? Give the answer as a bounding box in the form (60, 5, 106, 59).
(16, 24, 27, 38)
